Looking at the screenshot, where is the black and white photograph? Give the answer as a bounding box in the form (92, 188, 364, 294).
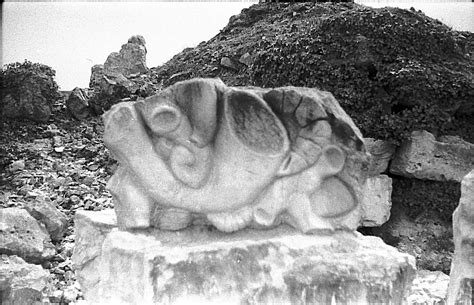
(1, 0, 473, 304)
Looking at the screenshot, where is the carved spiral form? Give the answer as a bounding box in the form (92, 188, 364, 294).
(169, 144, 212, 189)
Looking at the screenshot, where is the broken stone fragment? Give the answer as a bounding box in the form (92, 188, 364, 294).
(72, 210, 416, 304)
(104, 35, 148, 77)
(24, 197, 68, 242)
(448, 170, 474, 304)
(66, 87, 91, 120)
(220, 56, 238, 70)
(0, 208, 55, 263)
(390, 130, 474, 182)
(408, 270, 449, 304)
(71, 209, 117, 301)
(364, 137, 396, 175)
(360, 174, 392, 227)
(0, 255, 50, 305)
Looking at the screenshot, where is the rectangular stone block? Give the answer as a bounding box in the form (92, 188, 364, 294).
(73, 210, 416, 304)
(361, 175, 392, 227)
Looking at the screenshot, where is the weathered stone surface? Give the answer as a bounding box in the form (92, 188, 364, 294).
(71, 209, 116, 301)
(103, 78, 369, 233)
(2, 92, 51, 123)
(365, 137, 396, 175)
(220, 56, 238, 70)
(66, 87, 91, 120)
(448, 170, 474, 304)
(89, 64, 105, 90)
(390, 130, 474, 182)
(360, 174, 392, 227)
(407, 270, 449, 305)
(24, 197, 68, 242)
(0, 255, 50, 305)
(73, 210, 416, 305)
(104, 35, 148, 77)
(0, 208, 55, 263)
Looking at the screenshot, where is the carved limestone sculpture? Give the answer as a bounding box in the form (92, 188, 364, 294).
(103, 78, 369, 233)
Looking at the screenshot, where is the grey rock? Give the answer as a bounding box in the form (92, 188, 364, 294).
(73, 210, 416, 304)
(220, 57, 238, 70)
(365, 137, 396, 175)
(104, 35, 148, 77)
(390, 130, 474, 182)
(2, 91, 51, 123)
(448, 170, 474, 304)
(24, 198, 68, 242)
(408, 270, 449, 305)
(71, 209, 117, 301)
(360, 175, 392, 227)
(9, 160, 25, 172)
(89, 64, 105, 90)
(66, 87, 91, 120)
(0, 255, 50, 305)
(239, 52, 253, 67)
(0, 208, 55, 263)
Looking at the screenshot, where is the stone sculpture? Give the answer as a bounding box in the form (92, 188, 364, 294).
(103, 78, 369, 233)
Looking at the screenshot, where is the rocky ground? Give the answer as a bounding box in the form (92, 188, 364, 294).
(0, 98, 116, 303)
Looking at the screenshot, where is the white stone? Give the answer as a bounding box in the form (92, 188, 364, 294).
(390, 130, 474, 182)
(448, 170, 474, 304)
(360, 175, 392, 227)
(0, 255, 50, 305)
(0, 208, 55, 263)
(407, 270, 449, 305)
(365, 138, 396, 175)
(73, 210, 416, 305)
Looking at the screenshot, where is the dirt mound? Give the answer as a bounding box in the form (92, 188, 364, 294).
(151, 2, 473, 143)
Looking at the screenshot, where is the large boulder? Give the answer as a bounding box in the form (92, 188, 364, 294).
(0, 61, 60, 123)
(0, 255, 50, 305)
(66, 87, 92, 120)
(390, 130, 474, 182)
(87, 36, 156, 113)
(23, 197, 68, 242)
(104, 35, 148, 77)
(448, 170, 474, 304)
(73, 210, 416, 304)
(0, 208, 55, 263)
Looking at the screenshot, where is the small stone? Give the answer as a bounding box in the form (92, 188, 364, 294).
(49, 290, 63, 303)
(9, 160, 25, 172)
(220, 57, 238, 70)
(238, 52, 253, 67)
(70, 195, 80, 205)
(63, 286, 80, 303)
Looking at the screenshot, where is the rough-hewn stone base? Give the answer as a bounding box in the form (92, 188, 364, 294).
(73, 210, 416, 305)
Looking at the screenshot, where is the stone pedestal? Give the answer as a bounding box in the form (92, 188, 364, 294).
(73, 210, 416, 304)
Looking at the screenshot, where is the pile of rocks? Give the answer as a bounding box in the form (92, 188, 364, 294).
(0, 199, 76, 304)
(66, 35, 157, 120)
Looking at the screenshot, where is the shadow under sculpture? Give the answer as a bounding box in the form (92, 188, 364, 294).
(103, 78, 369, 233)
